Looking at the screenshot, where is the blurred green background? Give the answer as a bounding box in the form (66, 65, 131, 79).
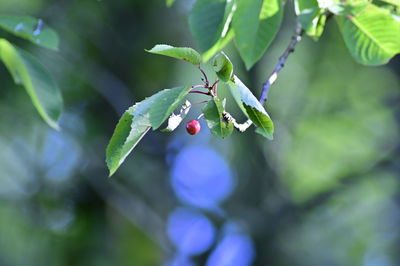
(0, 0, 399, 265)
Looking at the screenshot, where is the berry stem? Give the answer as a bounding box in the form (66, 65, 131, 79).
(192, 84, 207, 89)
(189, 90, 211, 96)
(198, 66, 209, 87)
(211, 80, 219, 97)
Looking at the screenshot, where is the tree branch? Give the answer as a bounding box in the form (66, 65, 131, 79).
(225, 23, 304, 132)
(259, 23, 304, 104)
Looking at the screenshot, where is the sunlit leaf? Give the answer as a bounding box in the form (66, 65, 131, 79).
(212, 51, 233, 82)
(166, 0, 176, 7)
(106, 87, 191, 175)
(295, 0, 319, 29)
(317, 0, 369, 15)
(295, 0, 327, 39)
(146, 44, 201, 65)
(203, 98, 233, 138)
(232, 0, 283, 69)
(227, 75, 274, 139)
(336, 4, 400, 65)
(189, 0, 236, 61)
(0, 38, 63, 129)
(149, 86, 191, 130)
(161, 100, 191, 132)
(0, 15, 59, 50)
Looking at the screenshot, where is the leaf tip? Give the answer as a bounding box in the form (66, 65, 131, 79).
(48, 120, 61, 131)
(106, 160, 117, 177)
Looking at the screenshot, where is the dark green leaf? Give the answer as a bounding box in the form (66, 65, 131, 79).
(212, 52, 233, 82)
(146, 44, 201, 65)
(202, 98, 233, 138)
(189, 0, 235, 61)
(336, 4, 400, 65)
(106, 105, 151, 176)
(0, 15, 59, 50)
(227, 75, 274, 138)
(0, 38, 63, 129)
(233, 0, 283, 69)
(161, 100, 191, 132)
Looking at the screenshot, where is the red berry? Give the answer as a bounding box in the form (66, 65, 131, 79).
(186, 120, 201, 135)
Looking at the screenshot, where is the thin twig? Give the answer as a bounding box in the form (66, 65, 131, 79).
(259, 23, 304, 104)
(192, 100, 210, 106)
(192, 84, 207, 89)
(189, 90, 210, 95)
(225, 23, 304, 132)
(211, 79, 220, 96)
(198, 66, 209, 87)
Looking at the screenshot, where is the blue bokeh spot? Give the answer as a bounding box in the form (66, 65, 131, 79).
(170, 145, 234, 210)
(167, 207, 215, 256)
(207, 224, 255, 266)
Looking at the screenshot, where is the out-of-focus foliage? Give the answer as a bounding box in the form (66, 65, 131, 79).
(0, 14, 63, 129)
(0, 39, 62, 129)
(0, 15, 59, 50)
(0, 0, 399, 266)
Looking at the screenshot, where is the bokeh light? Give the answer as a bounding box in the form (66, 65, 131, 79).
(170, 145, 234, 210)
(167, 207, 215, 256)
(207, 223, 255, 266)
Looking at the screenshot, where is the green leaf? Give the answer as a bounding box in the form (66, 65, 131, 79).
(106, 104, 151, 176)
(318, 0, 369, 15)
(227, 75, 274, 139)
(336, 4, 400, 65)
(202, 29, 234, 62)
(0, 38, 63, 129)
(0, 15, 59, 51)
(202, 98, 233, 138)
(247, 105, 274, 140)
(232, 0, 283, 69)
(161, 100, 191, 132)
(295, 0, 319, 28)
(146, 44, 201, 65)
(295, 0, 327, 39)
(212, 51, 233, 82)
(313, 14, 327, 38)
(376, 0, 400, 7)
(149, 86, 192, 130)
(106, 87, 191, 175)
(166, 0, 176, 7)
(189, 0, 236, 61)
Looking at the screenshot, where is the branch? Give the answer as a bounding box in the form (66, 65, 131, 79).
(259, 23, 304, 104)
(226, 23, 304, 132)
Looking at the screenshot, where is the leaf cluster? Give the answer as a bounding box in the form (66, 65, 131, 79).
(106, 46, 274, 175)
(169, 0, 399, 67)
